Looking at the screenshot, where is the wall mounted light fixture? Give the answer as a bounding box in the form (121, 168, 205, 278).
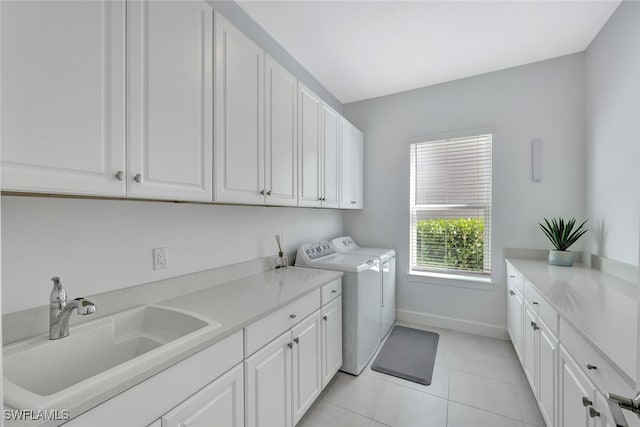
(531, 139, 543, 182)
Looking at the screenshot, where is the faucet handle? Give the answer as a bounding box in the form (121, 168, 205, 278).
(50, 276, 66, 306)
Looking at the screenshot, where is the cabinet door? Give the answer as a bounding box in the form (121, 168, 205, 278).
(321, 296, 343, 388)
(523, 301, 538, 397)
(214, 11, 264, 204)
(559, 344, 595, 427)
(338, 118, 354, 209)
(298, 85, 323, 207)
(592, 391, 620, 427)
(538, 318, 558, 427)
(291, 310, 322, 424)
(353, 127, 364, 209)
(321, 105, 340, 208)
(265, 55, 297, 206)
(162, 363, 244, 427)
(245, 331, 292, 427)
(127, 0, 213, 201)
(1, 0, 126, 196)
(507, 283, 524, 363)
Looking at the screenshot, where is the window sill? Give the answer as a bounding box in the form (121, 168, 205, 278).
(407, 271, 494, 291)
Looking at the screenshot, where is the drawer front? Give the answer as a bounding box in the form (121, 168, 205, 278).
(524, 280, 558, 334)
(244, 289, 321, 357)
(560, 318, 634, 397)
(506, 262, 524, 293)
(321, 279, 342, 305)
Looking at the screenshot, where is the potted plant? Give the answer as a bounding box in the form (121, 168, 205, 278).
(538, 217, 588, 267)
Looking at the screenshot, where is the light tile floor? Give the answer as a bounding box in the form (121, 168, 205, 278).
(298, 322, 544, 427)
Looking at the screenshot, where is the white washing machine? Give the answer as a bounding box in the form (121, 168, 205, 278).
(295, 241, 381, 375)
(330, 236, 396, 340)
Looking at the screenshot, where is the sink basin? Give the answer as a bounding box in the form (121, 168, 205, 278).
(4, 305, 220, 410)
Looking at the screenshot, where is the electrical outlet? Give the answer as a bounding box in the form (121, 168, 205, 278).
(153, 247, 167, 270)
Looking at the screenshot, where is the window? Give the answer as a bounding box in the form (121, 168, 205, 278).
(410, 133, 492, 277)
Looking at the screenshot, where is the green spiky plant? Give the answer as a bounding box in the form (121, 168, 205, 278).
(538, 217, 588, 251)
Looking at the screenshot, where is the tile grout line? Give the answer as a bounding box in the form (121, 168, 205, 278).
(447, 396, 528, 424)
(368, 379, 390, 423)
(509, 381, 530, 425)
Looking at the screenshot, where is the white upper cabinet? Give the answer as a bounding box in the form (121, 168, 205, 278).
(1, 0, 126, 196)
(321, 105, 340, 208)
(127, 0, 213, 201)
(297, 84, 323, 207)
(339, 118, 364, 209)
(214, 11, 265, 204)
(353, 128, 364, 209)
(264, 55, 298, 206)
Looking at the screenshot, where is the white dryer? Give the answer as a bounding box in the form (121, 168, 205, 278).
(295, 241, 381, 375)
(330, 236, 396, 340)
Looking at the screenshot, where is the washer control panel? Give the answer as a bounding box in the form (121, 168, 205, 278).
(300, 241, 335, 260)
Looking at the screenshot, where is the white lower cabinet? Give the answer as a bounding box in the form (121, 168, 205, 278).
(161, 363, 244, 427)
(321, 296, 343, 388)
(245, 288, 342, 427)
(506, 261, 635, 427)
(523, 300, 539, 398)
(559, 344, 594, 427)
(507, 280, 524, 362)
(538, 318, 558, 427)
(292, 312, 323, 424)
(245, 331, 293, 427)
(245, 310, 323, 427)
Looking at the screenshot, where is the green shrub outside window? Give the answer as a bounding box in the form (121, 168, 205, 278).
(416, 218, 484, 272)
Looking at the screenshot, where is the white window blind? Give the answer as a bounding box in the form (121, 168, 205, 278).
(410, 133, 492, 276)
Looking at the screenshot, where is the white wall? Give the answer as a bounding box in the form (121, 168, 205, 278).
(1, 196, 342, 314)
(585, 0, 640, 266)
(343, 54, 585, 332)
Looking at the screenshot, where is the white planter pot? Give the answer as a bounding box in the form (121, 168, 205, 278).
(548, 250, 574, 267)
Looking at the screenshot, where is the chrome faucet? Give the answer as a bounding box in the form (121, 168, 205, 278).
(49, 276, 96, 340)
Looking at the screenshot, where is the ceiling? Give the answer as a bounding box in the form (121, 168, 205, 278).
(237, 0, 620, 104)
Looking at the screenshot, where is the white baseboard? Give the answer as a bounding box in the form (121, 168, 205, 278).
(396, 309, 508, 340)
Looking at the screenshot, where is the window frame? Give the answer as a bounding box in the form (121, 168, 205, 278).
(408, 128, 494, 281)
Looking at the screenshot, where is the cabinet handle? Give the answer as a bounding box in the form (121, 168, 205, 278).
(260, 189, 265, 195)
(586, 363, 598, 370)
(531, 321, 539, 331)
(323, 315, 328, 321)
(115, 170, 124, 181)
(134, 173, 142, 183)
(287, 342, 293, 349)
(322, 197, 326, 201)
(294, 337, 299, 344)
(509, 275, 515, 278)
(267, 190, 272, 196)
(351, 201, 356, 204)
(589, 407, 600, 418)
(582, 396, 593, 407)
(289, 314, 296, 319)
(532, 301, 539, 305)
(332, 289, 337, 293)
(509, 290, 516, 296)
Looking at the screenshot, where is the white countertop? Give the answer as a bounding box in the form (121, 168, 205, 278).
(159, 266, 341, 336)
(506, 258, 637, 382)
(4, 265, 342, 426)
